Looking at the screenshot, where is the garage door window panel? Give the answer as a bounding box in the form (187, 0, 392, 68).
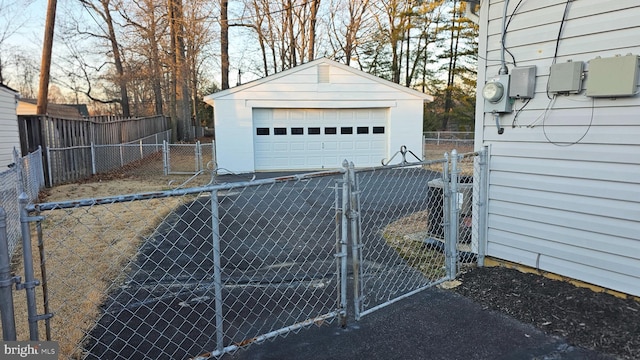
(253, 108, 388, 171)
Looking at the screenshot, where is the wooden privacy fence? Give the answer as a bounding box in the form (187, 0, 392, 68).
(17, 115, 171, 185)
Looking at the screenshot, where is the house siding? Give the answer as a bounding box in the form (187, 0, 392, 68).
(0, 87, 20, 168)
(476, 1, 640, 296)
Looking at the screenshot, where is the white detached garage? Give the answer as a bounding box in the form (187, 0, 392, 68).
(204, 58, 432, 173)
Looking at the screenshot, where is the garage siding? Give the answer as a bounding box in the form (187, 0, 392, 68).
(206, 58, 430, 174)
(477, 1, 640, 295)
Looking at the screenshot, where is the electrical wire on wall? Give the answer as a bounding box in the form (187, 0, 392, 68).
(536, 0, 595, 146)
(546, 0, 573, 100)
(542, 96, 596, 147)
(477, 0, 526, 66)
(502, 0, 527, 67)
(511, 98, 531, 128)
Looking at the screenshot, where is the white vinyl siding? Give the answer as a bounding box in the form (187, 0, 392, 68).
(477, 1, 640, 296)
(206, 58, 430, 174)
(0, 87, 20, 168)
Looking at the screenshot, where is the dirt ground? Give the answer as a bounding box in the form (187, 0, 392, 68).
(453, 266, 640, 360)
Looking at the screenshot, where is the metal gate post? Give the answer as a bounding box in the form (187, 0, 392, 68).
(91, 142, 97, 175)
(348, 162, 364, 320)
(163, 140, 169, 176)
(476, 147, 489, 267)
(446, 150, 460, 280)
(195, 141, 202, 172)
(18, 193, 41, 340)
(210, 189, 224, 354)
(337, 161, 349, 326)
(35, 219, 52, 340)
(0, 207, 18, 341)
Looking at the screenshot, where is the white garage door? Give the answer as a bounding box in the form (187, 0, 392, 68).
(253, 108, 388, 170)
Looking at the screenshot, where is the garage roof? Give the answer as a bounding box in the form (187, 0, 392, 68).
(203, 58, 433, 106)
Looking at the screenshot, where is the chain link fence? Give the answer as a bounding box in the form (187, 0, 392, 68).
(7, 170, 346, 359)
(423, 131, 474, 161)
(164, 141, 215, 176)
(0, 148, 45, 255)
(1, 148, 487, 359)
(46, 133, 218, 191)
(47, 131, 172, 186)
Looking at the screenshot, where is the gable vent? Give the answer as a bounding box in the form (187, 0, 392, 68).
(318, 65, 330, 83)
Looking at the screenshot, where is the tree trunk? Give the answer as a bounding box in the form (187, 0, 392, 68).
(102, 0, 131, 117)
(169, 0, 192, 141)
(308, 0, 320, 61)
(442, 0, 461, 131)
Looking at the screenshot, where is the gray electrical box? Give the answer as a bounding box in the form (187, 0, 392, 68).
(548, 61, 584, 94)
(509, 66, 536, 99)
(586, 54, 639, 97)
(482, 75, 513, 113)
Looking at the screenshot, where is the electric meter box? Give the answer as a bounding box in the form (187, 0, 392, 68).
(483, 74, 512, 113)
(586, 54, 639, 97)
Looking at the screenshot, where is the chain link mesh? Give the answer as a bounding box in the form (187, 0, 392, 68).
(456, 152, 478, 265)
(0, 148, 45, 256)
(354, 161, 448, 316)
(10, 171, 343, 359)
(165, 142, 214, 175)
(47, 131, 171, 186)
(0, 168, 20, 256)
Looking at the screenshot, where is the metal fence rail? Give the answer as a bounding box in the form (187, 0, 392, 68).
(0, 148, 487, 359)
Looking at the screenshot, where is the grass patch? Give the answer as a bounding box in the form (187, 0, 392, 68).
(382, 211, 446, 280)
(6, 179, 190, 358)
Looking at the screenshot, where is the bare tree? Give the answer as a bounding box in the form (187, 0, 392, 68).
(238, 0, 325, 75)
(0, 0, 36, 84)
(183, 0, 216, 136)
(168, 0, 192, 140)
(76, 0, 132, 116)
(437, 0, 478, 130)
(118, 0, 167, 116)
(327, 0, 371, 65)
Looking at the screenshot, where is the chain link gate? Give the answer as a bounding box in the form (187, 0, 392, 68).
(346, 158, 449, 319)
(2, 148, 486, 359)
(347, 149, 486, 319)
